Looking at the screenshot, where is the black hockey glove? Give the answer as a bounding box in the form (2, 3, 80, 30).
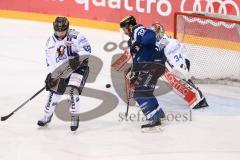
(185, 59, 190, 71)
(126, 68, 139, 85)
(130, 72, 139, 85)
(82, 58, 89, 66)
(69, 56, 80, 70)
(130, 42, 142, 54)
(45, 73, 57, 91)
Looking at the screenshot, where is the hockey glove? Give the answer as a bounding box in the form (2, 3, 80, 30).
(130, 42, 142, 54)
(45, 73, 57, 91)
(126, 71, 139, 85)
(82, 58, 89, 66)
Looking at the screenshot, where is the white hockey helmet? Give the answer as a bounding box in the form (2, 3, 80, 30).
(150, 22, 165, 42)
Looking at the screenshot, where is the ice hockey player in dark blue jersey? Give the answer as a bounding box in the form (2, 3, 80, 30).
(120, 15, 166, 129)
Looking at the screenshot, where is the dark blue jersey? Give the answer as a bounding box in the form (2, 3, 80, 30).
(129, 24, 165, 71)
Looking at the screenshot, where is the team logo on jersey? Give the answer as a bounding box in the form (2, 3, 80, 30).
(56, 54, 67, 63)
(56, 45, 67, 63)
(57, 45, 66, 56)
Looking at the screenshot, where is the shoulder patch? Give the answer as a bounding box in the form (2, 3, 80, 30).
(68, 29, 79, 39)
(83, 45, 91, 53)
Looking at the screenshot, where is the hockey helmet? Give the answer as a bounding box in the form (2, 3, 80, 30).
(120, 15, 137, 28)
(53, 17, 69, 32)
(151, 22, 165, 41)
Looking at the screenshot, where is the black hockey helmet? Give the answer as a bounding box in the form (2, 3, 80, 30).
(120, 15, 137, 28)
(53, 17, 69, 32)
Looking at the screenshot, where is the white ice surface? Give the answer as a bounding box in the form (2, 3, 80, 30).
(0, 18, 240, 160)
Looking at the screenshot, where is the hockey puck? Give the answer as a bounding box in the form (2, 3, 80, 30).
(105, 84, 111, 88)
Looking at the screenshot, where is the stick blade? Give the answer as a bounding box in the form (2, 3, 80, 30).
(1, 112, 14, 121)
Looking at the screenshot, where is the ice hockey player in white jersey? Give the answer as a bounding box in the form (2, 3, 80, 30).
(37, 17, 91, 131)
(151, 22, 208, 109)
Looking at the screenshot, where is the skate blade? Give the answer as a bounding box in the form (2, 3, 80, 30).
(193, 106, 210, 113)
(141, 125, 163, 133)
(37, 124, 50, 130)
(159, 118, 169, 127)
(70, 130, 78, 135)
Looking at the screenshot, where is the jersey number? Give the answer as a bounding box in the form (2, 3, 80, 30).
(174, 53, 183, 62)
(137, 29, 145, 37)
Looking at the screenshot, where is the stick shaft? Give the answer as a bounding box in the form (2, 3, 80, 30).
(125, 100, 130, 117)
(1, 86, 46, 121)
(14, 86, 46, 113)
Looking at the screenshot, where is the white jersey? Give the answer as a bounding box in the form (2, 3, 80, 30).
(156, 34, 189, 79)
(45, 29, 91, 73)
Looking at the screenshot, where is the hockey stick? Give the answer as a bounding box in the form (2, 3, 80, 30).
(0, 58, 78, 121)
(1, 86, 46, 121)
(124, 70, 131, 118)
(125, 97, 130, 117)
